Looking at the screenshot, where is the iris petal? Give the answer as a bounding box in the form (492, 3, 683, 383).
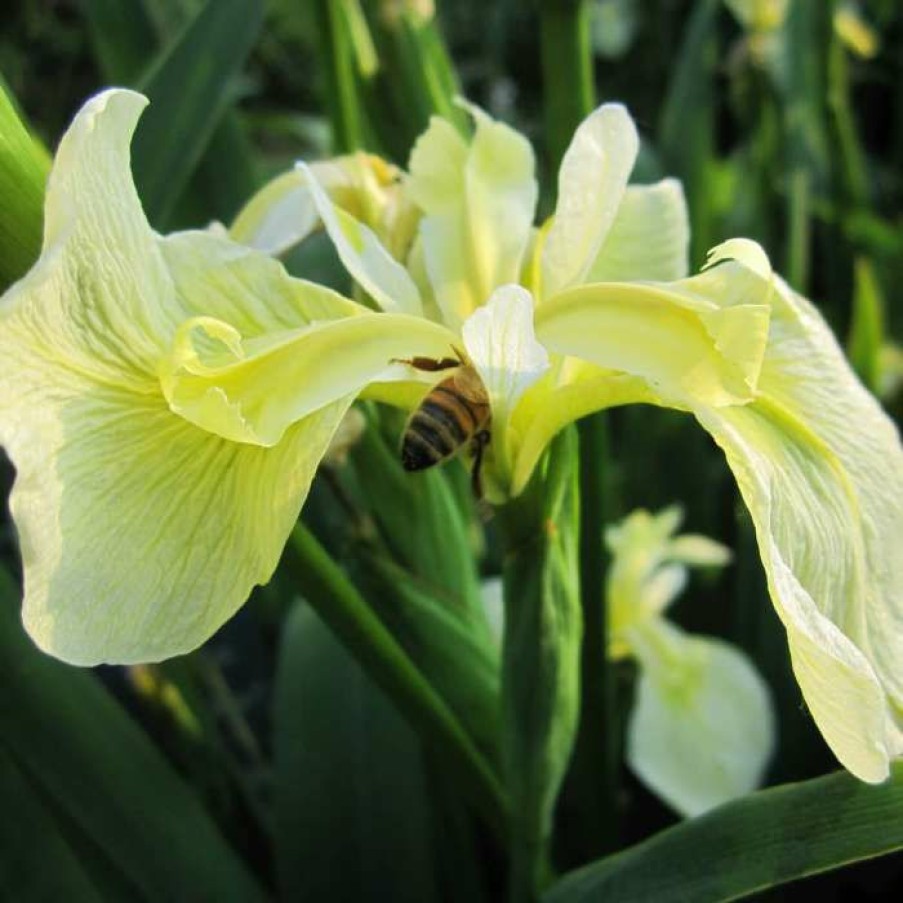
(692, 246, 903, 781)
(627, 619, 775, 817)
(539, 104, 639, 300)
(408, 107, 537, 328)
(585, 179, 690, 284)
(297, 161, 423, 316)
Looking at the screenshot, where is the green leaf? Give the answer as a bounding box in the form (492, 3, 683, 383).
(274, 602, 442, 902)
(285, 524, 507, 843)
(351, 410, 483, 616)
(0, 749, 102, 902)
(0, 82, 49, 290)
(355, 550, 500, 760)
(498, 426, 583, 897)
(81, 0, 158, 84)
(131, 0, 264, 225)
(0, 569, 266, 902)
(544, 763, 903, 903)
(83, 0, 259, 226)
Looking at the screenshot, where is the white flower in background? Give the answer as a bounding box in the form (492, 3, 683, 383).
(607, 507, 775, 817)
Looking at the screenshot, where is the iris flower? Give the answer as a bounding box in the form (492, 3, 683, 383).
(1, 89, 900, 788)
(607, 507, 774, 817)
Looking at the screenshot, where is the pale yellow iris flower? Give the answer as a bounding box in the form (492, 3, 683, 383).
(0, 89, 900, 788)
(607, 507, 774, 817)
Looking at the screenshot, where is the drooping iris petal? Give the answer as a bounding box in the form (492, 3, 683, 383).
(0, 89, 365, 663)
(5, 377, 352, 665)
(626, 619, 776, 817)
(297, 161, 423, 316)
(407, 106, 538, 329)
(539, 103, 639, 300)
(585, 179, 690, 283)
(692, 257, 903, 781)
(460, 285, 549, 476)
(534, 261, 772, 409)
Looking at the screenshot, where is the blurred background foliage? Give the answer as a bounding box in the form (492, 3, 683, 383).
(1, 0, 902, 900)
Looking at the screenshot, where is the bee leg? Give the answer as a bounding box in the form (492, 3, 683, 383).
(470, 429, 491, 499)
(390, 355, 460, 372)
(391, 345, 467, 372)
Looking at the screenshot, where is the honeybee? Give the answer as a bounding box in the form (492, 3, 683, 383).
(393, 348, 491, 497)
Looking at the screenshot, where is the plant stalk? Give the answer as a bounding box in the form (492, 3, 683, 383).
(538, 0, 594, 174)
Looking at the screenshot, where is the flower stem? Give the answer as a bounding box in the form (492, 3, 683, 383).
(313, 0, 366, 152)
(539, 0, 619, 865)
(498, 428, 582, 901)
(538, 0, 594, 174)
(286, 523, 508, 844)
(827, 2, 870, 212)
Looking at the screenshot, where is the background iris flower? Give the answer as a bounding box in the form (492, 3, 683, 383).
(606, 506, 775, 817)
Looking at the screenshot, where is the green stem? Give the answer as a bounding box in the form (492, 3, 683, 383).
(286, 523, 508, 844)
(785, 167, 811, 291)
(313, 0, 365, 152)
(498, 429, 582, 901)
(539, 0, 617, 865)
(659, 0, 719, 268)
(538, 0, 594, 174)
(826, 2, 869, 212)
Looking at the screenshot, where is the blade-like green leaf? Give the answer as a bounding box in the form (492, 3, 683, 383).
(350, 410, 483, 617)
(285, 524, 507, 843)
(0, 570, 265, 903)
(658, 0, 719, 266)
(131, 0, 264, 225)
(544, 763, 903, 903)
(274, 602, 441, 902)
(355, 550, 500, 760)
(83, 0, 259, 226)
(81, 0, 158, 84)
(0, 748, 102, 902)
(0, 82, 49, 290)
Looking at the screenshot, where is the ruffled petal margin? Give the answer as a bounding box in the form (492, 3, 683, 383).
(695, 243, 903, 781)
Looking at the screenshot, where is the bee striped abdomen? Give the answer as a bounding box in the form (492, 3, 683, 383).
(401, 378, 487, 472)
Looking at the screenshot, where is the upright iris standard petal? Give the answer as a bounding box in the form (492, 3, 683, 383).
(539, 104, 639, 300)
(584, 179, 690, 284)
(407, 106, 538, 329)
(0, 89, 383, 664)
(692, 251, 903, 782)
